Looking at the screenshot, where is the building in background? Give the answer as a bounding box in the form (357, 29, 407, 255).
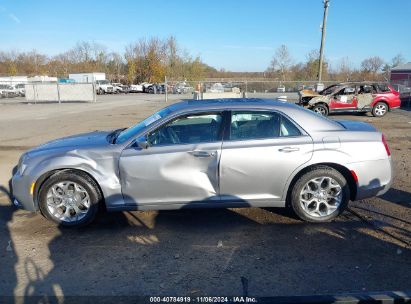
(69, 73, 106, 83)
(390, 62, 411, 94)
(0, 76, 28, 85)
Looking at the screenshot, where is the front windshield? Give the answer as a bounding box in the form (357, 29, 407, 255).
(115, 107, 173, 144)
(320, 84, 342, 95)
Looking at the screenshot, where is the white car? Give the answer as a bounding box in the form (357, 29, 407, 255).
(277, 85, 286, 93)
(129, 84, 144, 93)
(95, 80, 114, 94)
(208, 83, 225, 93)
(0, 84, 19, 98)
(173, 82, 194, 94)
(14, 83, 26, 96)
(141, 82, 153, 93)
(111, 83, 125, 94)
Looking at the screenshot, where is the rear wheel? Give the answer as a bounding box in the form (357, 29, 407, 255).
(38, 170, 101, 227)
(372, 102, 388, 117)
(290, 166, 349, 222)
(312, 104, 329, 116)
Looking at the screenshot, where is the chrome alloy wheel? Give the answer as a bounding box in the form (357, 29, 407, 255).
(46, 181, 91, 222)
(299, 177, 342, 217)
(374, 104, 387, 116)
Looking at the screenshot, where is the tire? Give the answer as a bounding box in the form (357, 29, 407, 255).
(98, 88, 104, 95)
(290, 166, 350, 222)
(38, 170, 102, 227)
(312, 104, 329, 116)
(372, 102, 388, 117)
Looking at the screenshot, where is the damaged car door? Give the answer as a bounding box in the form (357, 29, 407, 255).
(119, 112, 224, 206)
(356, 84, 374, 109)
(330, 85, 357, 110)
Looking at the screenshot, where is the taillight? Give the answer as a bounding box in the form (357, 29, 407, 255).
(389, 85, 400, 96)
(382, 134, 391, 156)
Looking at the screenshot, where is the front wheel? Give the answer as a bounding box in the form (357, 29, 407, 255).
(372, 102, 388, 117)
(312, 104, 329, 116)
(290, 166, 350, 222)
(38, 170, 101, 227)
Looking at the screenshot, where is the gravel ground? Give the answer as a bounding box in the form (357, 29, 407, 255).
(0, 94, 410, 297)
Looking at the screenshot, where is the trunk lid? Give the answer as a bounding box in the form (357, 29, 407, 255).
(335, 120, 377, 132)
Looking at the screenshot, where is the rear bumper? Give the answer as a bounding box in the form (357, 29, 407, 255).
(389, 97, 401, 109)
(347, 157, 393, 200)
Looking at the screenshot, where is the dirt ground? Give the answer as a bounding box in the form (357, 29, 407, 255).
(0, 94, 410, 297)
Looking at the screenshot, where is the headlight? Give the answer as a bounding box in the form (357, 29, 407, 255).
(17, 154, 28, 175)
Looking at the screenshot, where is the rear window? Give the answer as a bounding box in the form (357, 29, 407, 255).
(229, 111, 301, 140)
(376, 84, 391, 93)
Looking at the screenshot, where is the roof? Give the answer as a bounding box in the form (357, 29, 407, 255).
(391, 62, 411, 71)
(169, 98, 294, 111)
(166, 98, 343, 133)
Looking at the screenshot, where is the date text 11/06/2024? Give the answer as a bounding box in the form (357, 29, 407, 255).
(149, 296, 257, 303)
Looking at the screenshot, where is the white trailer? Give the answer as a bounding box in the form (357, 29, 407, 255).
(69, 73, 106, 83)
(0, 76, 28, 85)
(68, 73, 114, 94)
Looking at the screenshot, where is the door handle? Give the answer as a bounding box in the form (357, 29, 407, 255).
(189, 150, 216, 157)
(279, 147, 300, 153)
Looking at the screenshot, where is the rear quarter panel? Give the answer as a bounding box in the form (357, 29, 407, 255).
(281, 130, 392, 201)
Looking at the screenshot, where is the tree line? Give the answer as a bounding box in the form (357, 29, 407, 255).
(265, 45, 407, 82)
(0, 36, 217, 83)
(0, 39, 406, 83)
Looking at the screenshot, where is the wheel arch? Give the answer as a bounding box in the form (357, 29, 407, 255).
(310, 101, 329, 110)
(33, 168, 105, 209)
(285, 162, 357, 207)
(372, 99, 389, 109)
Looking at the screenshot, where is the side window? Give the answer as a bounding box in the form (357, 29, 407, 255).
(147, 113, 223, 146)
(376, 84, 391, 93)
(230, 111, 301, 140)
(280, 115, 302, 136)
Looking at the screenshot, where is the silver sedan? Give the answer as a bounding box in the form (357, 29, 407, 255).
(12, 99, 393, 226)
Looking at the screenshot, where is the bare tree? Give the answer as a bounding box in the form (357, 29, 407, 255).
(361, 56, 384, 73)
(268, 45, 292, 81)
(391, 54, 406, 68)
(337, 57, 352, 81)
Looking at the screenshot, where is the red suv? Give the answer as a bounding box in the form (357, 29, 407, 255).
(297, 82, 401, 117)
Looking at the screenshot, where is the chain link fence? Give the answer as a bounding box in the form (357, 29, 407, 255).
(2, 77, 410, 108)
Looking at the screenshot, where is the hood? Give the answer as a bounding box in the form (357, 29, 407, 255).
(299, 89, 320, 98)
(27, 131, 111, 155)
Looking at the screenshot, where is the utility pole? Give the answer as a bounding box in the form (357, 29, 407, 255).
(318, 0, 330, 83)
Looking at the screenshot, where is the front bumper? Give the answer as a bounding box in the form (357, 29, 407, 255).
(11, 173, 37, 211)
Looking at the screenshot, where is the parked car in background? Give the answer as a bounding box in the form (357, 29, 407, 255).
(277, 85, 286, 93)
(297, 82, 401, 117)
(13, 83, 26, 96)
(129, 84, 143, 93)
(147, 83, 167, 94)
(173, 82, 194, 94)
(111, 83, 125, 94)
(12, 99, 392, 227)
(141, 82, 153, 93)
(95, 80, 114, 94)
(0, 84, 19, 98)
(207, 83, 225, 93)
(223, 83, 241, 93)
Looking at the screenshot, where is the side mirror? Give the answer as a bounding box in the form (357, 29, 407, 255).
(135, 136, 149, 149)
